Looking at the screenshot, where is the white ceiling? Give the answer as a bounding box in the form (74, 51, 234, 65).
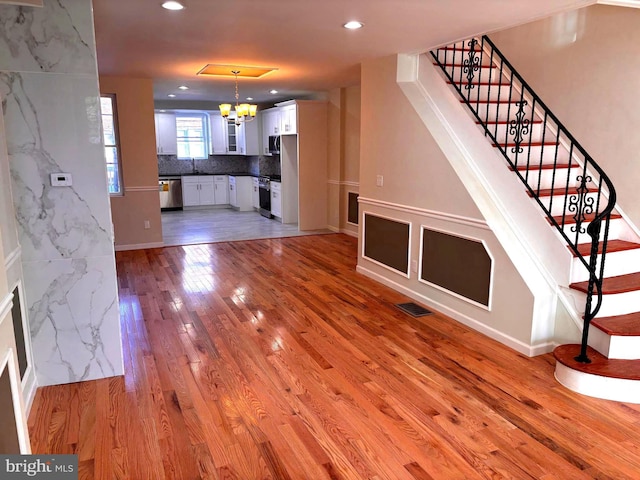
(92, 0, 596, 106)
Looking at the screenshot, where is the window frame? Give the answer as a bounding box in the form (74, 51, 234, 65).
(100, 94, 123, 196)
(175, 112, 210, 160)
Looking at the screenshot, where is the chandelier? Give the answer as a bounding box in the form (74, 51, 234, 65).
(219, 70, 257, 125)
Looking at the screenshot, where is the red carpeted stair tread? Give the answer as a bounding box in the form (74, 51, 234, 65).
(452, 82, 510, 87)
(527, 188, 597, 198)
(554, 344, 640, 380)
(570, 272, 640, 295)
(571, 240, 640, 257)
(547, 212, 622, 226)
(481, 120, 543, 125)
(436, 63, 496, 68)
(510, 163, 570, 172)
(592, 313, 640, 336)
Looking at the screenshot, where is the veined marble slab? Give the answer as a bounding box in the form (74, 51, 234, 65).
(0, 0, 97, 75)
(0, 71, 113, 261)
(25, 255, 122, 386)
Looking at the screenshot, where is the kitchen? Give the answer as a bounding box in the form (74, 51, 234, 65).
(156, 99, 329, 246)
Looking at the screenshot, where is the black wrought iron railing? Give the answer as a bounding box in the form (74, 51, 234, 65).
(430, 36, 618, 363)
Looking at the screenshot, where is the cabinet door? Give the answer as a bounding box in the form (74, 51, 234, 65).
(182, 182, 200, 206)
(155, 112, 177, 155)
(226, 118, 239, 154)
(199, 177, 215, 205)
(252, 178, 259, 209)
(271, 184, 282, 218)
(260, 111, 272, 155)
(210, 113, 228, 155)
(228, 178, 238, 207)
(280, 105, 297, 135)
(214, 176, 229, 205)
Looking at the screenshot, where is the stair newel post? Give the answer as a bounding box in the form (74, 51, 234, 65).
(576, 219, 603, 363)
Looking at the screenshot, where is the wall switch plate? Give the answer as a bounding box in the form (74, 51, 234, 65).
(144, 220, 151, 229)
(376, 175, 383, 187)
(50, 173, 72, 187)
(411, 260, 418, 273)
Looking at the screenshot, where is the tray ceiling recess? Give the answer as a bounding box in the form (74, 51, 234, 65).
(197, 64, 278, 78)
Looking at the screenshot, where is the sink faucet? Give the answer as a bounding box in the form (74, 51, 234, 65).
(191, 157, 198, 174)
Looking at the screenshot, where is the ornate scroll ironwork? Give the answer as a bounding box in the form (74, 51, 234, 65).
(508, 100, 530, 154)
(462, 39, 480, 90)
(568, 175, 594, 233)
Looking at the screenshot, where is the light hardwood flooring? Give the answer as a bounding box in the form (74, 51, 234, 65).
(28, 234, 640, 479)
(161, 208, 333, 247)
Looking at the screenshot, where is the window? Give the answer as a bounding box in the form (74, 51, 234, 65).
(100, 95, 122, 194)
(176, 114, 208, 159)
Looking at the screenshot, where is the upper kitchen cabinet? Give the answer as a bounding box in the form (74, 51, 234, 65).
(278, 101, 297, 135)
(210, 112, 259, 156)
(154, 112, 177, 155)
(260, 108, 281, 155)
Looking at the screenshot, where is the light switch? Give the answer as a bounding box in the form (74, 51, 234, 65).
(376, 175, 383, 187)
(50, 173, 73, 187)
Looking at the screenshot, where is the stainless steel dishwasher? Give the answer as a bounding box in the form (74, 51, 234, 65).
(159, 178, 183, 211)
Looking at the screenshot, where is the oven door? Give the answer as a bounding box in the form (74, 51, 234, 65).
(259, 184, 271, 218)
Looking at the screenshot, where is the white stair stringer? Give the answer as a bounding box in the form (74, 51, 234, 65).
(397, 53, 581, 351)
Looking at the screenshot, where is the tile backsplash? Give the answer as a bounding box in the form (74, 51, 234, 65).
(159, 154, 281, 177)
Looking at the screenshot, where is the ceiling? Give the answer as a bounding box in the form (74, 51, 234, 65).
(92, 0, 596, 106)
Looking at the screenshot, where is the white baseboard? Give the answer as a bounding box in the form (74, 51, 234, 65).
(341, 228, 358, 238)
(22, 369, 37, 415)
(327, 225, 340, 233)
(357, 264, 554, 357)
(115, 241, 164, 252)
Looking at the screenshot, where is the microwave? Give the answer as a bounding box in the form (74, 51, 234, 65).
(268, 135, 280, 154)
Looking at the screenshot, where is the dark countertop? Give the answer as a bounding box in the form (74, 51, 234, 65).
(159, 173, 281, 180)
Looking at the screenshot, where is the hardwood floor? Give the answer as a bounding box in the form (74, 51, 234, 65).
(28, 234, 640, 479)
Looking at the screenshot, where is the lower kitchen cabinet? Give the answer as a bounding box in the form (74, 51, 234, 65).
(182, 175, 228, 207)
(213, 175, 229, 205)
(228, 176, 253, 211)
(252, 177, 259, 210)
(270, 181, 282, 219)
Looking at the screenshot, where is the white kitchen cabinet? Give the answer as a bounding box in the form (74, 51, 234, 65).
(228, 176, 253, 211)
(210, 112, 259, 155)
(181, 175, 216, 206)
(155, 112, 177, 155)
(271, 181, 282, 219)
(214, 175, 229, 205)
(252, 177, 259, 210)
(260, 108, 281, 155)
(279, 103, 297, 135)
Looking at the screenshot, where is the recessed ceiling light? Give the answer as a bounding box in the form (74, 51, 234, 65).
(159, 109, 166, 113)
(162, 1, 185, 10)
(269, 90, 278, 94)
(168, 94, 176, 98)
(178, 85, 189, 90)
(343, 21, 364, 30)
(246, 97, 253, 101)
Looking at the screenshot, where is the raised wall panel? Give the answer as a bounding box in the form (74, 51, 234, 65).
(348, 192, 359, 225)
(10, 287, 27, 380)
(363, 213, 410, 276)
(421, 228, 492, 307)
(0, 365, 20, 453)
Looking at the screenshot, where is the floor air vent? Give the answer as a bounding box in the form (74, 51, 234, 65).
(396, 302, 432, 317)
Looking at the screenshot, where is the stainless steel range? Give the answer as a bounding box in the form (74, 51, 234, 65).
(258, 176, 271, 218)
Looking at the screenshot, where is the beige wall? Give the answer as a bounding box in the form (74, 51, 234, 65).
(99, 76, 163, 249)
(327, 85, 361, 235)
(358, 54, 537, 348)
(490, 4, 640, 229)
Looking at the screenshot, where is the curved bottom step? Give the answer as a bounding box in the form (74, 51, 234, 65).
(554, 344, 640, 404)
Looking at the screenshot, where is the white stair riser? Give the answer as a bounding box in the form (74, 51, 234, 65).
(486, 122, 545, 142)
(555, 363, 640, 404)
(433, 50, 494, 68)
(538, 192, 602, 217)
(454, 83, 530, 103)
(571, 289, 640, 318)
(475, 103, 534, 122)
(519, 167, 594, 192)
(558, 218, 626, 246)
(571, 247, 640, 283)
(589, 327, 640, 360)
(500, 144, 572, 167)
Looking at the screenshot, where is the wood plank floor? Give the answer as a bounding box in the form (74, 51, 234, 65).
(28, 234, 640, 479)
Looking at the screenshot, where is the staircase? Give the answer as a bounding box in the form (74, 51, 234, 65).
(431, 36, 640, 403)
